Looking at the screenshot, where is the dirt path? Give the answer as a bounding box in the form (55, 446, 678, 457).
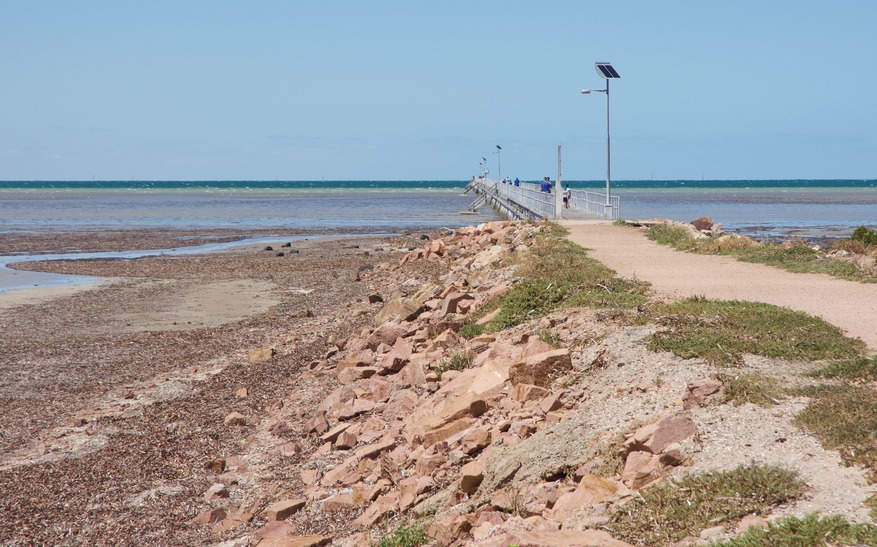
(563, 220, 877, 352)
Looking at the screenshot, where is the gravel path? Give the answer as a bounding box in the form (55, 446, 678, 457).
(563, 220, 877, 352)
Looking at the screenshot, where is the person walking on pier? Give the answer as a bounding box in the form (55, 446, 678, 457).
(540, 177, 552, 193)
(563, 184, 572, 208)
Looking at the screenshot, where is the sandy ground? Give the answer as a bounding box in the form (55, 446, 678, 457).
(563, 220, 877, 352)
(0, 231, 446, 545)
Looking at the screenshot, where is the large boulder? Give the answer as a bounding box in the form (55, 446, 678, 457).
(374, 297, 424, 324)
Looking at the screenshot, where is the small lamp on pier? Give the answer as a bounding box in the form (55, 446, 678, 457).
(496, 145, 502, 182)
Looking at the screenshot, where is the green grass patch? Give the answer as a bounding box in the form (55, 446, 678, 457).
(711, 513, 877, 546)
(731, 244, 875, 282)
(807, 355, 877, 382)
(487, 234, 648, 331)
(867, 493, 877, 521)
(648, 297, 866, 365)
(457, 322, 485, 339)
(433, 351, 473, 379)
(537, 328, 561, 347)
(373, 523, 427, 547)
(647, 223, 701, 251)
(607, 464, 805, 545)
(717, 373, 785, 407)
(793, 385, 877, 481)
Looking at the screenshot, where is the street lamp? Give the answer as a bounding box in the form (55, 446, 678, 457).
(582, 61, 620, 217)
(495, 145, 502, 182)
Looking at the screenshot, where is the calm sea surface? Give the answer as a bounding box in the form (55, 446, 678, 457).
(1, 180, 875, 238)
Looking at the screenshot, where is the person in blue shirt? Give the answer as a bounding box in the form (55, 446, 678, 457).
(514, 177, 520, 186)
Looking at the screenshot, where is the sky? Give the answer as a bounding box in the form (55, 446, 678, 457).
(1, 1, 875, 181)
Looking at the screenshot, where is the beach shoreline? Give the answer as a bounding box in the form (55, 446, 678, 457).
(1, 221, 875, 545)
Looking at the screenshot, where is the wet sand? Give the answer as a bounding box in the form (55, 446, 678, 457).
(0, 230, 442, 544)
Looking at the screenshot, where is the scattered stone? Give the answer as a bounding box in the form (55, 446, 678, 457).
(266, 498, 306, 521)
(508, 348, 572, 387)
(460, 460, 485, 494)
(683, 377, 724, 409)
(223, 412, 247, 427)
(192, 508, 226, 525)
(248, 347, 276, 363)
(203, 483, 229, 500)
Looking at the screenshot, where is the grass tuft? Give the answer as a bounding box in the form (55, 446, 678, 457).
(717, 373, 785, 407)
(710, 513, 877, 546)
(607, 464, 805, 545)
(647, 223, 877, 283)
(793, 385, 877, 481)
(457, 323, 485, 339)
(373, 523, 428, 547)
(433, 351, 473, 379)
(487, 233, 648, 331)
(807, 355, 877, 382)
(648, 298, 866, 365)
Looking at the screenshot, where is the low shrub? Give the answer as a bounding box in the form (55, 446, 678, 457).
(717, 373, 785, 407)
(648, 298, 866, 365)
(807, 355, 877, 382)
(711, 513, 877, 546)
(607, 464, 805, 545)
(793, 385, 877, 481)
(851, 225, 877, 246)
(374, 523, 427, 547)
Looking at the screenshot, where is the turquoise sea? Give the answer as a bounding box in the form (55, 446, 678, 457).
(1, 179, 875, 238)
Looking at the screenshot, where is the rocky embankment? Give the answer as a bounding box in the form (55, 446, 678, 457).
(192, 221, 872, 547)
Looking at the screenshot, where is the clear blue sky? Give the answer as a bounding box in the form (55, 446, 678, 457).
(2, 1, 875, 181)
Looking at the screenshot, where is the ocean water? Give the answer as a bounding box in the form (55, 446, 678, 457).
(0, 179, 875, 238)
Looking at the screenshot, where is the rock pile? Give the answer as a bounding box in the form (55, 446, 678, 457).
(191, 221, 768, 546)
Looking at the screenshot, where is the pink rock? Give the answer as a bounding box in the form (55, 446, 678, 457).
(440, 292, 475, 316)
(460, 460, 485, 494)
(223, 412, 247, 426)
(461, 427, 491, 455)
(335, 431, 358, 450)
(378, 353, 409, 374)
(550, 474, 624, 521)
(265, 498, 305, 521)
(366, 322, 408, 350)
(512, 383, 550, 402)
(336, 366, 377, 385)
(622, 451, 662, 490)
(540, 394, 563, 413)
(508, 349, 572, 387)
(683, 378, 724, 410)
(353, 492, 399, 528)
(300, 469, 322, 485)
(624, 415, 698, 455)
(192, 507, 226, 524)
(258, 534, 332, 547)
(203, 483, 229, 500)
(354, 437, 397, 460)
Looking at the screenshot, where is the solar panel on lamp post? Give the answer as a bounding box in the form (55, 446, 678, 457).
(581, 61, 620, 218)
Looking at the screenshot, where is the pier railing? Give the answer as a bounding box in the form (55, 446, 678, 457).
(468, 178, 620, 221)
(570, 188, 621, 219)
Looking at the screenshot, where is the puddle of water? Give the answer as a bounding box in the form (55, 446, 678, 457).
(0, 233, 381, 293)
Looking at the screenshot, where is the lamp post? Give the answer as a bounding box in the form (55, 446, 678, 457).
(581, 61, 620, 217)
(495, 145, 502, 182)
